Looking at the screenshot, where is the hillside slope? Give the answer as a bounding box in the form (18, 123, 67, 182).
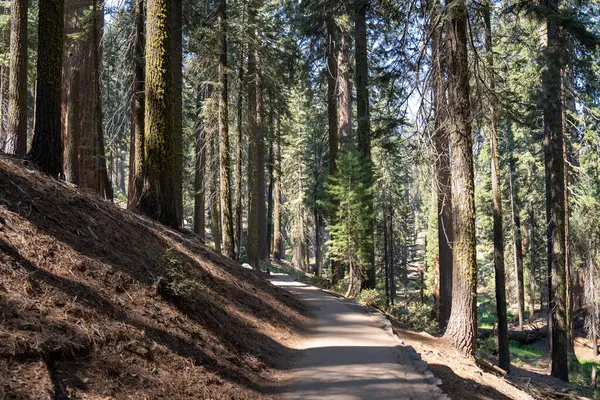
(0, 155, 305, 399)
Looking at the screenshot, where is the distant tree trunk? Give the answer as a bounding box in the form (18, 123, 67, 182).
(210, 128, 222, 252)
(542, 0, 569, 381)
(65, 69, 80, 184)
(218, 0, 234, 258)
(483, 3, 510, 371)
(430, 0, 453, 330)
(92, 0, 112, 200)
(314, 207, 322, 276)
(272, 114, 282, 260)
(194, 85, 209, 241)
(389, 206, 396, 302)
(29, 0, 64, 177)
(383, 215, 389, 307)
(246, 3, 259, 269)
(529, 204, 536, 323)
(355, 0, 374, 289)
(128, 0, 145, 209)
(235, 45, 244, 261)
(507, 122, 525, 330)
(5, 0, 28, 156)
(443, 0, 477, 356)
(172, 0, 183, 224)
(267, 125, 274, 258)
(562, 60, 575, 354)
(256, 56, 267, 263)
(137, 0, 178, 227)
(326, 14, 341, 283)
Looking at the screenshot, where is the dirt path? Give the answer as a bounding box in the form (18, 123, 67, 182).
(269, 274, 447, 400)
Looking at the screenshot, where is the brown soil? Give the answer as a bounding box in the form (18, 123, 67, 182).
(0, 155, 306, 399)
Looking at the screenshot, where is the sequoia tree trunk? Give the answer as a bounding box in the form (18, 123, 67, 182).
(137, 0, 178, 227)
(29, 0, 64, 177)
(443, 0, 478, 356)
(5, 0, 28, 155)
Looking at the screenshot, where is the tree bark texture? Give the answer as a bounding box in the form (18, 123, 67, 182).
(65, 69, 80, 184)
(172, 0, 183, 224)
(29, 0, 64, 177)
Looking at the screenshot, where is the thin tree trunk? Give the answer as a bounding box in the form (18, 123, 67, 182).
(542, 0, 569, 381)
(218, 0, 234, 258)
(65, 69, 80, 184)
(389, 206, 396, 302)
(235, 44, 244, 261)
(128, 0, 145, 209)
(443, 0, 478, 356)
(138, 0, 177, 227)
(483, 3, 510, 371)
(246, 2, 259, 268)
(430, 0, 453, 329)
(384, 215, 389, 307)
(29, 0, 64, 177)
(5, 0, 28, 155)
(529, 203, 536, 323)
(194, 85, 209, 241)
(256, 54, 267, 262)
(210, 128, 221, 252)
(272, 114, 282, 259)
(508, 122, 525, 330)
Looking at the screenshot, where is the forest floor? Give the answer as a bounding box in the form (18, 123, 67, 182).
(0, 154, 308, 399)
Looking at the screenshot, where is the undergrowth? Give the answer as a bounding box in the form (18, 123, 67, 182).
(163, 248, 208, 297)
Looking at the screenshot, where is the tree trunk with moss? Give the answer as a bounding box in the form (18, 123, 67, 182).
(128, 0, 145, 209)
(218, 0, 234, 258)
(172, 0, 183, 224)
(138, 0, 178, 227)
(5, 0, 28, 155)
(542, 0, 568, 382)
(235, 50, 244, 261)
(29, 0, 64, 177)
(65, 69, 80, 184)
(442, 0, 477, 356)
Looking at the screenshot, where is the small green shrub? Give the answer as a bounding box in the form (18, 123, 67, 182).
(358, 289, 383, 308)
(333, 277, 349, 296)
(399, 302, 439, 335)
(308, 275, 331, 289)
(163, 248, 207, 297)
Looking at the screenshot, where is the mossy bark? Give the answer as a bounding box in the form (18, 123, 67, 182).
(29, 0, 64, 177)
(128, 0, 146, 209)
(6, 0, 28, 156)
(172, 0, 183, 224)
(138, 0, 178, 228)
(65, 69, 81, 185)
(235, 48, 244, 261)
(442, 0, 478, 356)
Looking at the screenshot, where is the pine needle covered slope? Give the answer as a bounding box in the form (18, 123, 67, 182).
(0, 155, 304, 399)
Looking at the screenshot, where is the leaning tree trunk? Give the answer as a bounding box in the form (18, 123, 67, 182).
(542, 0, 569, 382)
(137, 0, 178, 227)
(5, 0, 28, 155)
(483, 3, 510, 371)
(430, 0, 453, 330)
(29, 0, 64, 177)
(355, 0, 375, 289)
(443, 0, 478, 356)
(218, 0, 234, 258)
(128, 0, 145, 209)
